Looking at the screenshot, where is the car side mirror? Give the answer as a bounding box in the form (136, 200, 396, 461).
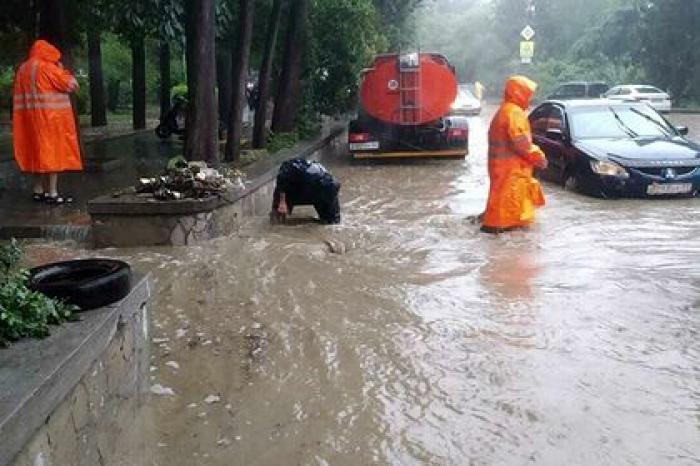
(546, 128, 565, 142)
(676, 126, 689, 136)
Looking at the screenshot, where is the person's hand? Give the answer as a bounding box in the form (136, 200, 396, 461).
(535, 157, 548, 170)
(276, 192, 288, 214)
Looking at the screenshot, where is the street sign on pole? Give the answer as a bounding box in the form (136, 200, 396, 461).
(520, 41, 535, 64)
(521, 25, 535, 41)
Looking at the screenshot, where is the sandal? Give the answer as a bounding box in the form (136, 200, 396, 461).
(45, 194, 73, 205)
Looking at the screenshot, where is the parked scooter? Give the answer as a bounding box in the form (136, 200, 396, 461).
(155, 95, 227, 140)
(155, 95, 188, 139)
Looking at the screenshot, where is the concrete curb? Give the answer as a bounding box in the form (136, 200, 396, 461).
(0, 274, 151, 466)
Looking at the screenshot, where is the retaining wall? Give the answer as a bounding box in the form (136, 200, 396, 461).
(0, 276, 151, 466)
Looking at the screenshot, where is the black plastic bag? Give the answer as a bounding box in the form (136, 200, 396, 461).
(272, 158, 341, 224)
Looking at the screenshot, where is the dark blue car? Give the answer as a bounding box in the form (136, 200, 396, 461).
(529, 99, 700, 198)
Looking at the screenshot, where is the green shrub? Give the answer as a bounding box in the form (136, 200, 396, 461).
(171, 83, 188, 102)
(266, 131, 298, 153)
(0, 66, 15, 111)
(0, 239, 76, 347)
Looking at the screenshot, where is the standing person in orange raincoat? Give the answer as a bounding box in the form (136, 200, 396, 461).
(12, 39, 82, 204)
(482, 75, 547, 233)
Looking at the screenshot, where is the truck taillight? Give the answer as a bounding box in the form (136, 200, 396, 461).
(349, 132, 370, 143)
(448, 128, 467, 138)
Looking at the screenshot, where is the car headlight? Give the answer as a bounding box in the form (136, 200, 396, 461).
(590, 160, 629, 178)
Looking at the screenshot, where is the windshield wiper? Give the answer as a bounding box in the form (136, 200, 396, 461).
(629, 107, 672, 137)
(609, 106, 638, 138)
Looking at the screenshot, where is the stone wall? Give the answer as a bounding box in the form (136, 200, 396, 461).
(88, 125, 344, 248)
(91, 181, 275, 248)
(0, 277, 151, 466)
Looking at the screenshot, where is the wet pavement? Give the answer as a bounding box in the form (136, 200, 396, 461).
(0, 132, 181, 230)
(21, 107, 700, 465)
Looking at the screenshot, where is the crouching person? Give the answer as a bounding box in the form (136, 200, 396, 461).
(271, 158, 341, 224)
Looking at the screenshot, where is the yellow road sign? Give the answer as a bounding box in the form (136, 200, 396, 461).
(520, 41, 535, 60)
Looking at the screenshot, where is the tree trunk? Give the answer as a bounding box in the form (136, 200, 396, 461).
(184, 0, 218, 163)
(87, 29, 107, 127)
(253, 0, 284, 148)
(159, 40, 171, 121)
(272, 0, 308, 133)
(216, 46, 233, 125)
(107, 80, 120, 112)
(38, 0, 84, 157)
(225, 0, 256, 162)
(131, 36, 146, 130)
(38, 0, 69, 54)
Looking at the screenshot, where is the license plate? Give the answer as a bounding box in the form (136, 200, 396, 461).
(647, 183, 692, 195)
(349, 141, 379, 151)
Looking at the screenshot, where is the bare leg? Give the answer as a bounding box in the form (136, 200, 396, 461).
(33, 175, 44, 195)
(47, 173, 58, 197)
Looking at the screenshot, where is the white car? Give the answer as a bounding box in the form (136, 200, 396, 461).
(450, 85, 481, 116)
(603, 85, 672, 113)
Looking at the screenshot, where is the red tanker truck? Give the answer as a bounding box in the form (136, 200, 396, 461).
(348, 52, 469, 159)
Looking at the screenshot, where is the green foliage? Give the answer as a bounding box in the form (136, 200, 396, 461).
(0, 240, 76, 347)
(307, 0, 387, 116)
(0, 239, 22, 274)
(638, 0, 700, 104)
(528, 56, 645, 99)
(0, 66, 14, 110)
(415, 0, 698, 104)
(171, 83, 189, 101)
(266, 131, 298, 153)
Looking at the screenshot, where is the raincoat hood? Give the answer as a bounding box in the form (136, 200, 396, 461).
(28, 40, 62, 63)
(503, 75, 537, 110)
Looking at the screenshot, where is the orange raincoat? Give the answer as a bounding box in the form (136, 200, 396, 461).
(482, 76, 546, 231)
(12, 40, 82, 173)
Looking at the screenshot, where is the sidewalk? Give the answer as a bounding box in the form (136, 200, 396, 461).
(0, 121, 345, 242)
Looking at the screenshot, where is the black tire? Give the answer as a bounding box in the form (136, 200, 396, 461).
(155, 124, 172, 139)
(28, 259, 132, 311)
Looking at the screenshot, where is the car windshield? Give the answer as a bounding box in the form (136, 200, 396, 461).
(570, 105, 675, 139)
(457, 86, 476, 99)
(635, 86, 663, 94)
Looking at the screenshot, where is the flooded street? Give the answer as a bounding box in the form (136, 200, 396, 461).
(33, 108, 700, 465)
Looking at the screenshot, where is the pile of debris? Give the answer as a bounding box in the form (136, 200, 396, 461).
(132, 157, 246, 201)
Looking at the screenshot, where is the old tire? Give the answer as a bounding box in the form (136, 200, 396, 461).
(28, 259, 132, 311)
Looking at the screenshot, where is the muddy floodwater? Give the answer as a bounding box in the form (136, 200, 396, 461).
(30, 108, 700, 465)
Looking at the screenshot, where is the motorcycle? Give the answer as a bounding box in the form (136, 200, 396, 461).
(155, 95, 188, 139)
(155, 95, 227, 140)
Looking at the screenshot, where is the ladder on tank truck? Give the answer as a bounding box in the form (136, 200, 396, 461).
(398, 51, 422, 126)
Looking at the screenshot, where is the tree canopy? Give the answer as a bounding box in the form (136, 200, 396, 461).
(416, 0, 700, 104)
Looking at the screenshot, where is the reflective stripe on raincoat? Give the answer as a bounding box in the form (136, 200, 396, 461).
(482, 75, 546, 230)
(12, 40, 82, 173)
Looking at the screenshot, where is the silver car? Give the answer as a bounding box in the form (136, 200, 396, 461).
(450, 85, 481, 116)
(603, 85, 672, 113)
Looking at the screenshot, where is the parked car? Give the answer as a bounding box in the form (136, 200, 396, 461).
(547, 81, 610, 100)
(450, 85, 481, 115)
(529, 99, 700, 198)
(603, 85, 672, 113)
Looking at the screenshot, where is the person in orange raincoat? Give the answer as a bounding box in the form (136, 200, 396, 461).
(12, 39, 81, 204)
(482, 75, 547, 233)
